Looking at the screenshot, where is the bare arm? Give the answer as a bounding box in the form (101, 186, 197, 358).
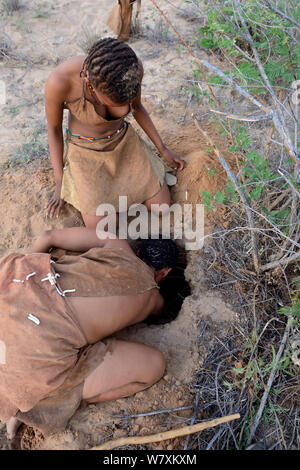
(131, 61, 184, 171)
(28, 227, 133, 254)
(44, 70, 70, 217)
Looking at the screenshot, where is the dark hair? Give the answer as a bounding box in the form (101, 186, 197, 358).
(81, 37, 140, 103)
(138, 238, 179, 270)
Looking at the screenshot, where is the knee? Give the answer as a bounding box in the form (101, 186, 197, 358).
(145, 348, 166, 385)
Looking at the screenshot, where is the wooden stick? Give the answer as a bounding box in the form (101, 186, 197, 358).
(260, 250, 300, 272)
(90, 413, 240, 450)
(210, 109, 272, 122)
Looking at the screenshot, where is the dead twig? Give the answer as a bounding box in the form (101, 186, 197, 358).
(184, 391, 201, 449)
(233, 0, 299, 169)
(264, 0, 300, 30)
(268, 188, 290, 211)
(210, 109, 272, 122)
(277, 169, 300, 200)
(260, 251, 300, 272)
(194, 119, 260, 272)
(90, 413, 241, 450)
(247, 319, 292, 445)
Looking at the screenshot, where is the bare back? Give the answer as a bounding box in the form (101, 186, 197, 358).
(67, 288, 162, 344)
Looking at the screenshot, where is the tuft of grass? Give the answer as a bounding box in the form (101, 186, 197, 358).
(1, 0, 21, 14)
(4, 104, 20, 118)
(7, 123, 48, 167)
(32, 2, 49, 18)
(0, 32, 11, 57)
(77, 26, 100, 54)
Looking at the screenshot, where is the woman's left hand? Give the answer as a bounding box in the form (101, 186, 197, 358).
(160, 147, 185, 171)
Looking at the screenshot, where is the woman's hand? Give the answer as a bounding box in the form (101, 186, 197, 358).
(160, 147, 185, 171)
(45, 186, 65, 218)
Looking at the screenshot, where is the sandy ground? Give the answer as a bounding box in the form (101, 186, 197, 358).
(0, 0, 239, 450)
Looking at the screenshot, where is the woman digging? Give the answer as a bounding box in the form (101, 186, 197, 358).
(45, 37, 184, 228)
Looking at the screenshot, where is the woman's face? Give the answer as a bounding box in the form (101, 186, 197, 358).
(91, 84, 124, 107)
(83, 70, 138, 106)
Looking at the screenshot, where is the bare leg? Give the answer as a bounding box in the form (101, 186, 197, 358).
(82, 340, 165, 402)
(82, 182, 170, 230)
(6, 417, 22, 439)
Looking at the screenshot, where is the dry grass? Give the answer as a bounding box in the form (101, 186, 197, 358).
(1, 0, 21, 15)
(77, 25, 101, 54)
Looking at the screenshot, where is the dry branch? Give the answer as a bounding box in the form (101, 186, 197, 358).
(194, 119, 260, 272)
(149, 0, 299, 168)
(233, 0, 299, 168)
(260, 251, 300, 272)
(210, 109, 272, 122)
(90, 413, 240, 450)
(264, 0, 300, 30)
(247, 319, 291, 445)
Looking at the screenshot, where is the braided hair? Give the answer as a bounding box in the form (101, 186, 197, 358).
(81, 38, 140, 103)
(138, 238, 179, 271)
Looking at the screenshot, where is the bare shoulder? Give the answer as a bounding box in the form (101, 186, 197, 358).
(45, 56, 85, 100)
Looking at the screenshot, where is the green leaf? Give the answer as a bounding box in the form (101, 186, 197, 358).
(215, 190, 226, 204)
(199, 37, 215, 49)
(200, 190, 213, 200)
(250, 185, 263, 200)
(225, 182, 236, 200)
(233, 367, 245, 375)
